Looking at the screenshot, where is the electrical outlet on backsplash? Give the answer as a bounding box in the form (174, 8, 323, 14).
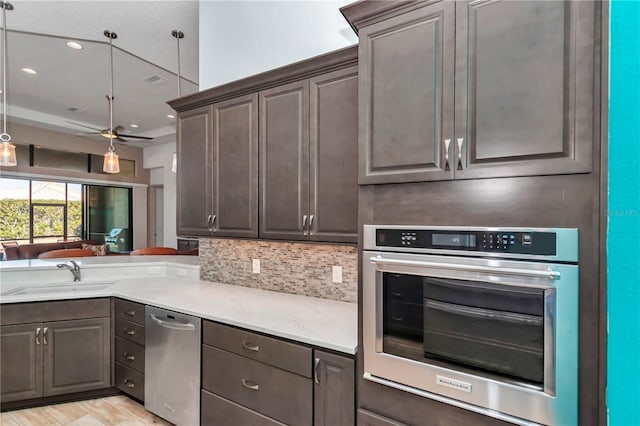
(198, 238, 357, 303)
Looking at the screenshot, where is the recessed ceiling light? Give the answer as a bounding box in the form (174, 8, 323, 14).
(130, 124, 139, 128)
(21, 67, 37, 75)
(167, 114, 175, 119)
(66, 41, 83, 50)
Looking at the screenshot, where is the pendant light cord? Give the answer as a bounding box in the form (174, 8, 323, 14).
(108, 32, 114, 151)
(172, 30, 184, 98)
(1, 1, 10, 142)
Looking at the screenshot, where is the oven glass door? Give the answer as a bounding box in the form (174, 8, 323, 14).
(382, 272, 547, 387)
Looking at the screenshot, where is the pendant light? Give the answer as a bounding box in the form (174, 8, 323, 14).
(103, 30, 120, 174)
(170, 30, 183, 174)
(0, 1, 16, 167)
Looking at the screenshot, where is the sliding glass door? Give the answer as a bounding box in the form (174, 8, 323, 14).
(86, 185, 132, 253)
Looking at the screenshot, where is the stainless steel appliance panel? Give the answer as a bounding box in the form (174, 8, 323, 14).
(145, 306, 201, 426)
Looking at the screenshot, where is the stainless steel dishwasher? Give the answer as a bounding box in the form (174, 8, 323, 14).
(145, 306, 201, 426)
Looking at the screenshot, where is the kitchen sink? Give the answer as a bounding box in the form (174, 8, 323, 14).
(1, 281, 116, 296)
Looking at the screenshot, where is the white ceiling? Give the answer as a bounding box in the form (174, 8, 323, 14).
(4, 0, 200, 148)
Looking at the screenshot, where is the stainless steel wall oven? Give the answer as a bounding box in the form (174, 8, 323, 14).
(363, 226, 579, 425)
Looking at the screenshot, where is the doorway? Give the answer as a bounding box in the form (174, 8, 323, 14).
(148, 185, 164, 247)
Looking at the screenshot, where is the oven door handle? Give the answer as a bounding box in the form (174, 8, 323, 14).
(369, 256, 560, 280)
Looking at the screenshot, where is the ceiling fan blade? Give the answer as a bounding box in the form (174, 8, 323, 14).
(75, 132, 102, 135)
(119, 134, 154, 140)
(116, 137, 127, 142)
(65, 120, 103, 132)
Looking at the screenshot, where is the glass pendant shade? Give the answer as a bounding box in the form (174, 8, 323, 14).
(103, 150, 120, 173)
(0, 141, 16, 166)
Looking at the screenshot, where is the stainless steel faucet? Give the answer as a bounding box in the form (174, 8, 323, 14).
(57, 260, 81, 282)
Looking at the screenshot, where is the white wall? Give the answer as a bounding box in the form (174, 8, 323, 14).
(199, 0, 358, 89)
(143, 142, 177, 249)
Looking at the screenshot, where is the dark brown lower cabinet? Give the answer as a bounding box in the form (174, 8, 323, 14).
(43, 318, 111, 396)
(358, 409, 408, 426)
(314, 350, 355, 426)
(201, 389, 286, 426)
(114, 298, 146, 402)
(0, 323, 43, 402)
(0, 299, 111, 405)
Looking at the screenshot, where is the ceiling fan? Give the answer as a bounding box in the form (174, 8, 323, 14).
(66, 116, 154, 143)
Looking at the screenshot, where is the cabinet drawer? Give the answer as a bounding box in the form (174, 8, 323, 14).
(115, 318, 144, 346)
(115, 363, 144, 402)
(201, 389, 285, 426)
(115, 337, 145, 373)
(114, 299, 145, 325)
(203, 320, 311, 377)
(358, 409, 408, 426)
(202, 345, 312, 426)
(1, 299, 110, 325)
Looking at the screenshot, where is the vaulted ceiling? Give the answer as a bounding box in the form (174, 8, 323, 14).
(5, 0, 200, 147)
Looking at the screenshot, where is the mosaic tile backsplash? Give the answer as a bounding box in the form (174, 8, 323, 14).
(199, 238, 357, 303)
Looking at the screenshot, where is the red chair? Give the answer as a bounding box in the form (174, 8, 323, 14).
(130, 247, 179, 256)
(38, 249, 96, 259)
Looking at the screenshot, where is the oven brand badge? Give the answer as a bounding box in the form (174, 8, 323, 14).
(436, 375, 472, 393)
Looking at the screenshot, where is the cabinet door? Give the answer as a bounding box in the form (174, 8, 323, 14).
(43, 318, 111, 396)
(259, 80, 310, 240)
(454, 0, 596, 179)
(309, 67, 358, 243)
(314, 350, 355, 426)
(0, 323, 43, 402)
(176, 105, 213, 236)
(212, 93, 259, 238)
(359, 1, 455, 184)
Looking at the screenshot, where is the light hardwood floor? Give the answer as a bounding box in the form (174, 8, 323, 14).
(0, 395, 172, 426)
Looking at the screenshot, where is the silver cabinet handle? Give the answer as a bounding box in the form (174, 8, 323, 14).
(125, 328, 135, 335)
(314, 358, 321, 385)
(207, 214, 213, 232)
(43, 327, 48, 345)
(212, 214, 217, 232)
(302, 215, 308, 236)
(125, 310, 136, 317)
(123, 378, 135, 388)
(124, 353, 135, 361)
(241, 341, 259, 352)
(444, 138, 451, 170)
(457, 138, 464, 169)
(241, 379, 259, 391)
(309, 215, 315, 236)
(35, 327, 41, 345)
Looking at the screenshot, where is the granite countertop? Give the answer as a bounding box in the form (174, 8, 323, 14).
(0, 258, 358, 354)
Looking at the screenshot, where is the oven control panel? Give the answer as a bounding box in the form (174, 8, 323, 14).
(376, 229, 557, 256)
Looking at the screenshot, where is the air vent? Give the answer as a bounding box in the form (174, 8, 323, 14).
(144, 75, 168, 86)
(67, 106, 84, 113)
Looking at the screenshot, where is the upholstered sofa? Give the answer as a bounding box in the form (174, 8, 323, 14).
(2, 241, 114, 261)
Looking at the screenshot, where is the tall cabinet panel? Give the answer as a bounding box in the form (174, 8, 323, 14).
(358, 1, 455, 184)
(309, 67, 359, 243)
(454, 0, 595, 178)
(176, 105, 213, 236)
(212, 94, 259, 238)
(259, 81, 310, 240)
(0, 324, 43, 402)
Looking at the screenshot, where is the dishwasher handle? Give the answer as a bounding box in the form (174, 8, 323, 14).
(149, 313, 196, 331)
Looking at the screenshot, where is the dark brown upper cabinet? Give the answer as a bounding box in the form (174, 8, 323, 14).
(170, 46, 358, 243)
(346, 0, 598, 184)
(259, 80, 311, 240)
(454, 0, 595, 179)
(176, 105, 213, 236)
(212, 94, 259, 238)
(358, 1, 455, 184)
(260, 68, 359, 243)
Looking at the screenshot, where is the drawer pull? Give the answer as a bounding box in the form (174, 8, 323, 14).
(125, 310, 136, 316)
(392, 316, 404, 322)
(241, 379, 259, 391)
(124, 353, 135, 361)
(241, 341, 260, 352)
(391, 292, 404, 297)
(123, 379, 135, 388)
(125, 329, 135, 335)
